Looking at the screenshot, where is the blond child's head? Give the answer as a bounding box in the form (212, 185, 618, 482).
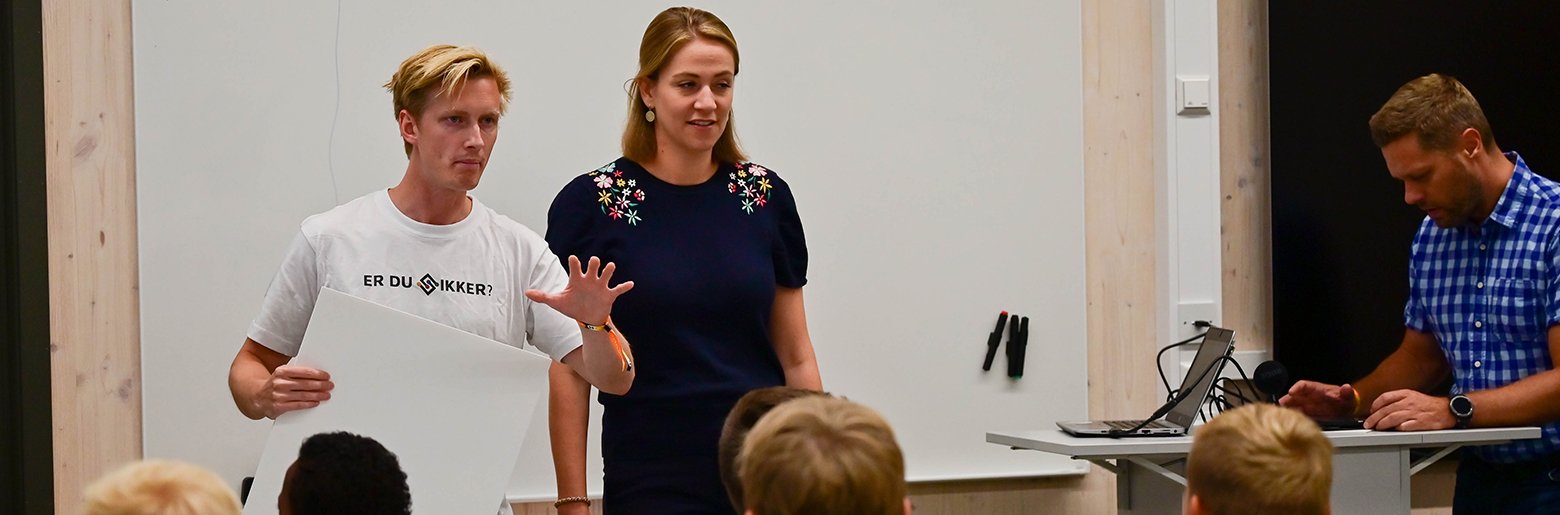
(83, 460, 241, 515)
(738, 396, 910, 515)
(1185, 404, 1333, 515)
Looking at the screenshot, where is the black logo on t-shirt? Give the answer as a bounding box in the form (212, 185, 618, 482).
(361, 274, 493, 297)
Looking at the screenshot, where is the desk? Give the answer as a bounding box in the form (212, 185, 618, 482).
(987, 427, 1540, 515)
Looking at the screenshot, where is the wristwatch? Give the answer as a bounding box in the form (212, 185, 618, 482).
(1450, 395, 1474, 429)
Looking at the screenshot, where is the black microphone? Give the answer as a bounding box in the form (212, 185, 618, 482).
(1253, 361, 1290, 403)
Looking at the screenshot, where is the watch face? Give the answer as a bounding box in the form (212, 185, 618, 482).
(1452, 396, 1474, 416)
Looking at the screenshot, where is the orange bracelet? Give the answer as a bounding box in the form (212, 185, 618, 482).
(578, 320, 633, 372)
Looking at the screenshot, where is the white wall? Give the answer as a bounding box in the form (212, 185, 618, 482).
(132, 0, 1089, 502)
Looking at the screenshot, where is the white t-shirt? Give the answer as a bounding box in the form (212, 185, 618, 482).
(247, 189, 581, 361)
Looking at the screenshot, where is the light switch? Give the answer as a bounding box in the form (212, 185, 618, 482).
(1177, 76, 1210, 114)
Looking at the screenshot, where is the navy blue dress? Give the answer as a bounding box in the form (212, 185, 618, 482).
(545, 158, 808, 515)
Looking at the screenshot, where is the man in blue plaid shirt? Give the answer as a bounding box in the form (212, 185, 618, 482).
(1281, 74, 1560, 514)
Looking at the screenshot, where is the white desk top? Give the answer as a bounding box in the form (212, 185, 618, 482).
(986, 426, 1542, 458)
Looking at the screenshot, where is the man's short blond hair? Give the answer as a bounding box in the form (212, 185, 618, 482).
(383, 44, 513, 156)
(1369, 73, 1495, 152)
(738, 396, 905, 515)
(83, 460, 242, 515)
(1187, 404, 1333, 515)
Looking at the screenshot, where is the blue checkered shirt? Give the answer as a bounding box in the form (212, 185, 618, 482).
(1405, 152, 1560, 463)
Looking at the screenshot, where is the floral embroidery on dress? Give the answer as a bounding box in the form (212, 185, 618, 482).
(589, 162, 644, 226)
(729, 162, 774, 214)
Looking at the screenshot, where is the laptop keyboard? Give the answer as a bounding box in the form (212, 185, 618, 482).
(1105, 420, 1175, 430)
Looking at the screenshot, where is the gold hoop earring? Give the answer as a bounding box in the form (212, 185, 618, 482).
(645, 109, 656, 123)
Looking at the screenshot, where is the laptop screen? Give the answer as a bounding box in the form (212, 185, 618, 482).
(1164, 328, 1236, 427)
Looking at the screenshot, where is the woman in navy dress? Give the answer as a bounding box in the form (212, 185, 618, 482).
(545, 7, 822, 515)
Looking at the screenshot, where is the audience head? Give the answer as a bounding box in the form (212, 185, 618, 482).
(719, 386, 834, 511)
(1185, 404, 1333, 515)
(738, 396, 910, 515)
(83, 460, 241, 515)
(280, 431, 411, 515)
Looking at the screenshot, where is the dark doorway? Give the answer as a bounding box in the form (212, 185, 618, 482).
(2, 1, 54, 514)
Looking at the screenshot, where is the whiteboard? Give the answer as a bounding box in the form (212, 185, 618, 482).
(133, 0, 1088, 503)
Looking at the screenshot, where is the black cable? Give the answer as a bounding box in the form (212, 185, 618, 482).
(1200, 356, 1260, 421)
(1156, 331, 1210, 395)
(1115, 328, 1256, 436)
(1211, 391, 1236, 411)
(1215, 354, 1256, 404)
(1214, 382, 1254, 404)
(1214, 378, 1252, 403)
(1108, 345, 1228, 438)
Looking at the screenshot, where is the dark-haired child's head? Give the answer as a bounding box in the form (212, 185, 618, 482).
(279, 432, 411, 515)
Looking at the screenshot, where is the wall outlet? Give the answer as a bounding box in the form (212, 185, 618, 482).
(1178, 301, 1218, 329)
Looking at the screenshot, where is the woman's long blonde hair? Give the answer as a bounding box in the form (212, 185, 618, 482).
(622, 7, 747, 164)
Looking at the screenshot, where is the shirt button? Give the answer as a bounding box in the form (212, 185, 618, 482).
(1475, 361, 1483, 368)
(1475, 321, 1483, 328)
(1480, 244, 1487, 250)
(1478, 282, 1485, 288)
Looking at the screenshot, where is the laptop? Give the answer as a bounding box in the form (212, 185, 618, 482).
(1312, 416, 1366, 431)
(1057, 327, 1236, 437)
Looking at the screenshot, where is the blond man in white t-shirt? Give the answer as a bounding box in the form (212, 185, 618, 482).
(227, 45, 635, 424)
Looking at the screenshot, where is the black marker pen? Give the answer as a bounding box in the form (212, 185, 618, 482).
(983, 311, 1009, 371)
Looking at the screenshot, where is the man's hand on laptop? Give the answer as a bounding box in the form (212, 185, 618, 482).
(1364, 389, 1453, 431)
(1280, 380, 1357, 418)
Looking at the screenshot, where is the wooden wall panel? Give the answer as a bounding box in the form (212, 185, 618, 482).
(1411, 460, 1456, 515)
(908, 474, 1114, 514)
(43, 0, 142, 513)
(1218, 0, 1273, 353)
(1080, 0, 1159, 421)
